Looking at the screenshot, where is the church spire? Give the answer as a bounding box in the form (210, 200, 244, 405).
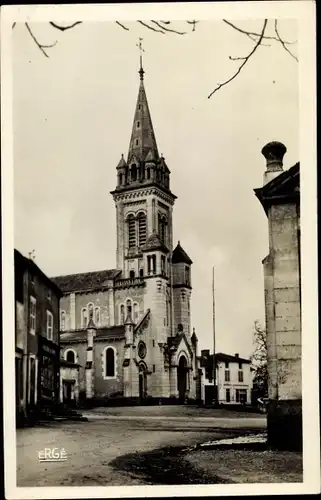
(138, 37, 145, 81)
(127, 39, 159, 163)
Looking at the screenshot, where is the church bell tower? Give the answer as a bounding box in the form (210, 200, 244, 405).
(110, 42, 177, 283)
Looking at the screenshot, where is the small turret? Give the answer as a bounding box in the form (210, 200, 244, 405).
(116, 154, 128, 187)
(171, 241, 193, 336)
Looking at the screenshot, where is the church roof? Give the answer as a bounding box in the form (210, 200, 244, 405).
(127, 63, 159, 164)
(60, 326, 125, 343)
(142, 231, 169, 253)
(172, 242, 193, 265)
(51, 269, 121, 293)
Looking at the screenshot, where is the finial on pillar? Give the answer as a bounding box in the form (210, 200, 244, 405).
(261, 141, 286, 185)
(137, 37, 145, 81)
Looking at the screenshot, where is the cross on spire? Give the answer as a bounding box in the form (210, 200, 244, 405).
(137, 37, 145, 80)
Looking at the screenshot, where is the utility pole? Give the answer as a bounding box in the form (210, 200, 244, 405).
(212, 266, 216, 404)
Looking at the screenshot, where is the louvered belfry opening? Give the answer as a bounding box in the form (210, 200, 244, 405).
(138, 212, 147, 246)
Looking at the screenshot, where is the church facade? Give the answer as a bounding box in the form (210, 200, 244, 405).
(52, 60, 201, 405)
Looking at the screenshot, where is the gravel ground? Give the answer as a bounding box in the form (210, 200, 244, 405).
(17, 409, 263, 487)
(184, 447, 303, 483)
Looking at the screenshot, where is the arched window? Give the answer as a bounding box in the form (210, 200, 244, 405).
(146, 167, 150, 179)
(95, 307, 100, 326)
(139, 268, 144, 277)
(104, 347, 116, 378)
(185, 266, 190, 285)
(161, 255, 166, 275)
(131, 164, 137, 182)
(119, 173, 123, 186)
(158, 213, 167, 243)
(81, 308, 88, 328)
(127, 214, 136, 248)
(129, 270, 135, 278)
(88, 303, 94, 320)
(60, 311, 66, 331)
(120, 305, 125, 325)
(138, 212, 147, 246)
(126, 298, 132, 317)
(65, 349, 76, 364)
(133, 302, 139, 323)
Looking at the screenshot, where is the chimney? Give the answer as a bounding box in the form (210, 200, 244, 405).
(201, 349, 210, 358)
(235, 353, 239, 358)
(261, 141, 286, 185)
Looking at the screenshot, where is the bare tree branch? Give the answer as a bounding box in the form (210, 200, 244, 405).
(115, 21, 130, 31)
(12, 22, 16, 29)
(49, 21, 82, 32)
(25, 22, 57, 58)
(274, 20, 298, 61)
(137, 20, 165, 34)
(151, 20, 187, 35)
(208, 19, 268, 99)
(186, 20, 199, 32)
(223, 19, 296, 45)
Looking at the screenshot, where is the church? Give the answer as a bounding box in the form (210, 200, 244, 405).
(52, 53, 201, 405)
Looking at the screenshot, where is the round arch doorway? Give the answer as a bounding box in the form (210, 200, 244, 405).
(138, 362, 147, 402)
(177, 355, 188, 403)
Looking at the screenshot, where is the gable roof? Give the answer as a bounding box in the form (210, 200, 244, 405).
(215, 352, 250, 364)
(142, 231, 169, 253)
(172, 242, 193, 265)
(168, 333, 193, 358)
(60, 325, 125, 343)
(254, 162, 300, 215)
(15, 249, 62, 297)
(51, 269, 121, 293)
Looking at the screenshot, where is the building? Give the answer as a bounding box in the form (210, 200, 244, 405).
(51, 57, 200, 405)
(254, 141, 301, 451)
(200, 351, 253, 405)
(14, 249, 62, 424)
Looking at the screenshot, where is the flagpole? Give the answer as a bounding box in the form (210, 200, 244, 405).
(212, 266, 216, 403)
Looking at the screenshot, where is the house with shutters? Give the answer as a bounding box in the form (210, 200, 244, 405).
(200, 351, 253, 405)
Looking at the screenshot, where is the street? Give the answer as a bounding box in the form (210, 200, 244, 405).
(16, 406, 266, 486)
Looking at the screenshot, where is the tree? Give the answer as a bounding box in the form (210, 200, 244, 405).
(251, 320, 268, 398)
(12, 19, 298, 98)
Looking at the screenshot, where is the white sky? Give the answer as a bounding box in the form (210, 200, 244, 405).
(13, 18, 299, 358)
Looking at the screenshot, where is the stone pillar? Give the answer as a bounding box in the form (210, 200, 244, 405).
(123, 309, 137, 398)
(85, 320, 96, 400)
(70, 293, 76, 330)
(108, 289, 115, 326)
(116, 202, 125, 271)
(170, 366, 178, 398)
(259, 142, 301, 451)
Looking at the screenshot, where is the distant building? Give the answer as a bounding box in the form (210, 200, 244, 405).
(51, 57, 200, 405)
(254, 141, 301, 451)
(14, 249, 62, 424)
(200, 351, 253, 405)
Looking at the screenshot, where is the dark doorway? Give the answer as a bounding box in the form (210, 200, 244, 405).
(63, 380, 75, 405)
(177, 355, 188, 402)
(139, 363, 147, 402)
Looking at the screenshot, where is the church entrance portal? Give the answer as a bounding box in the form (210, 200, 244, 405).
(139, 363, 147, 402)
(177, 355, 188, 403)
